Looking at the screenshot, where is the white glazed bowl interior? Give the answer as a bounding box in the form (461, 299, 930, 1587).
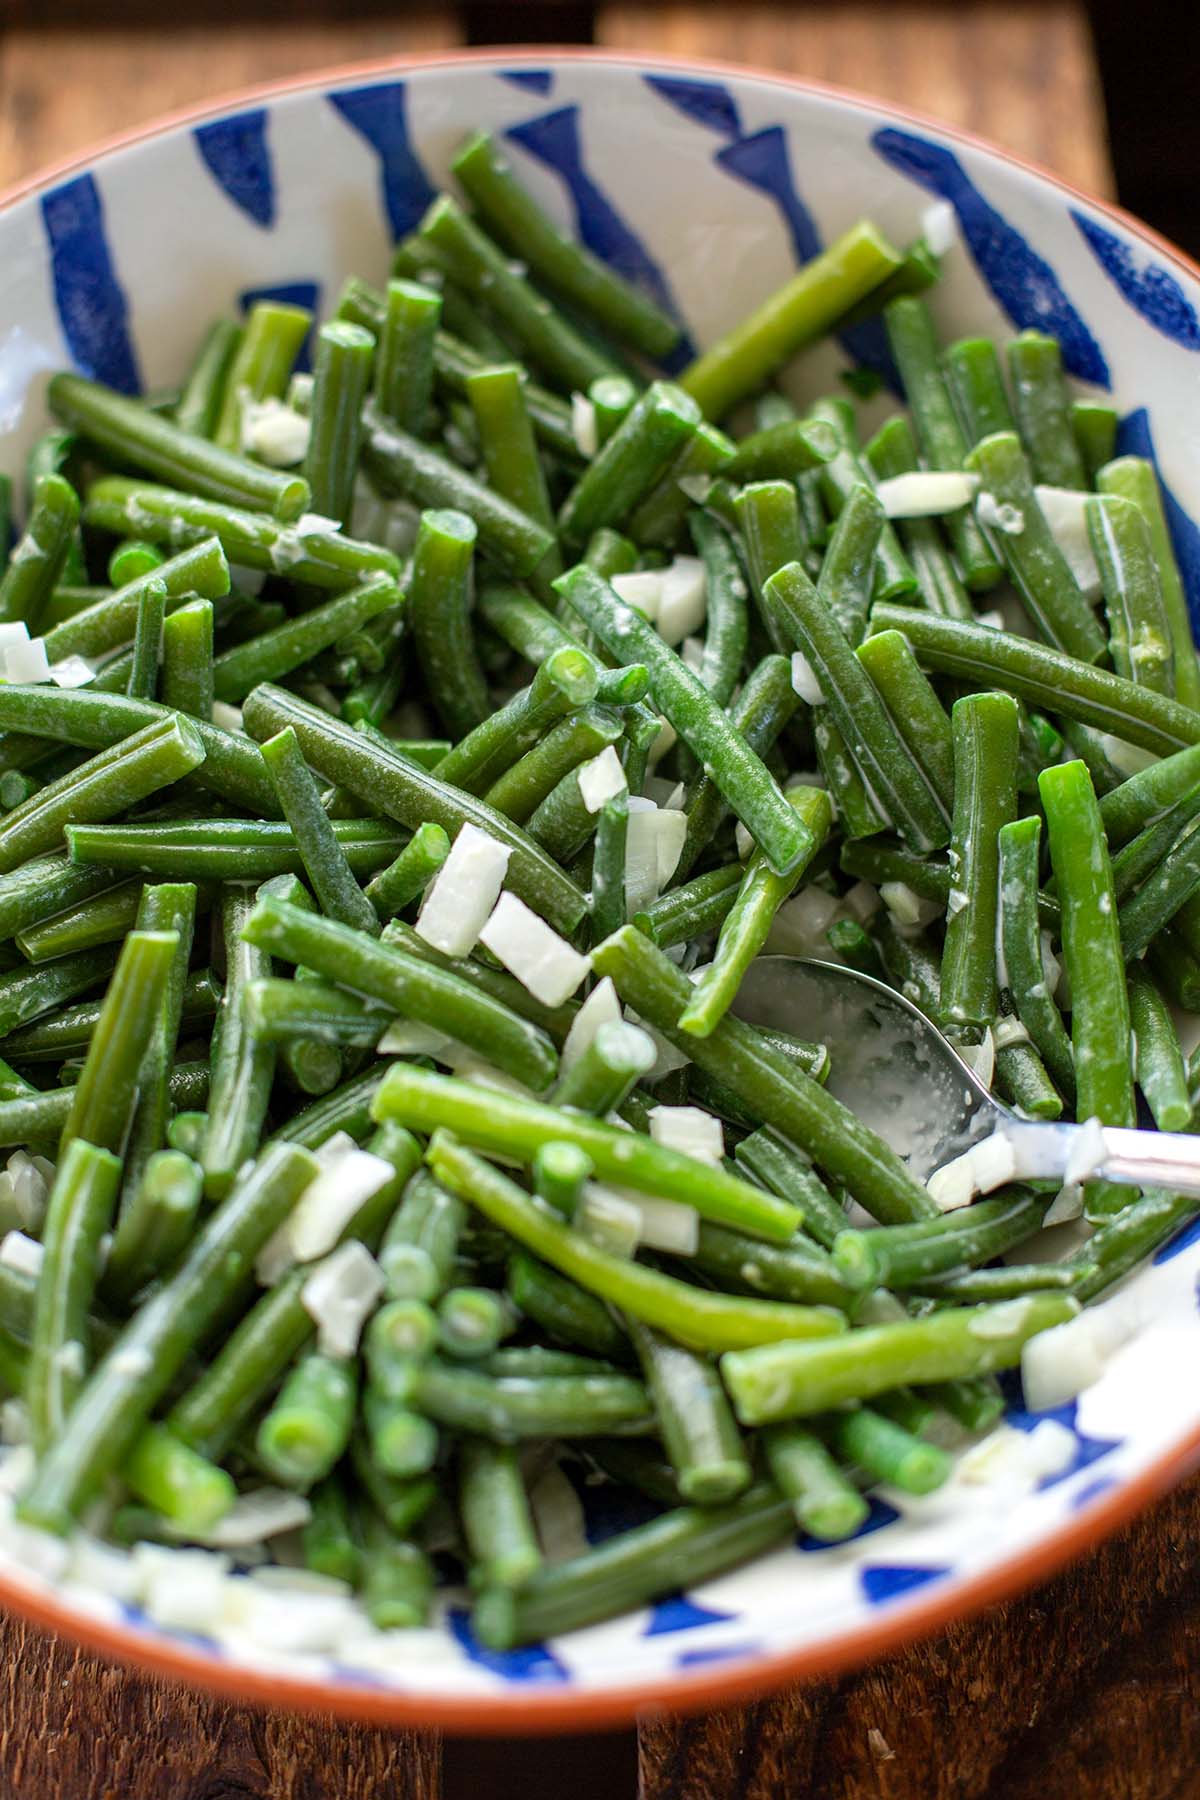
(1, 50, 1199, 1726)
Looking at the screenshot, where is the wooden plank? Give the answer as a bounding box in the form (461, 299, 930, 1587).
(597, 0, 1114, 197)
(0, 11, 458, 191)
(0, 1611, 442, 1800)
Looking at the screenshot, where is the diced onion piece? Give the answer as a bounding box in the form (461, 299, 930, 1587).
(66, 1534, 140, 1601)
(645, 716, 678, 768)
(286, 1147, 394, 1265)
(0, 1230, 43, 1278)
(648, 1104, 725, 1167)
(765, 885, 842, 956)
(629, 1195, 699, 1255)
(880, 880, 942, 928)
(561, 976, 621, 1070)
(921, 201, 957, 257)
(875, 470, 979, 518)
(974, 609, 1005, 631)
(191, 1488, 312, 1548)
(1021, 1297, 1138, 1412)
(0, 622, 29, 653)
(576, 1184, 641, 1257)
(578, 744, 627, 814)
(680, 635, 705, 673)
(134, 1544, 231, 1633)
(1096, 733, 1157, 778)
(623, 1008, 691, 1080)
(377, 1019, 454, 1058)
(5, 1150, 48, 1231)
(655, 555, 707, 647)
(211, 701, 244, 733)
(570, 392, 598, 459)
(790, 650, 826, 705)
(624, 801, 686, 915)
(961, 1026, 995, 1091)
(610, 570, 664, 622)
(926, 1131, 1018, 1211)
(977, 492, 1025, 535)
(1042, 1183, 1083, 1226)
(440, 1047, 535, 1100)
(301, 1241, 384, 1358)
(4, 636, 50, 683)
(479, 891, 590, 1008)
(1062, 1115, 1108, 1187)
(843, 880, 880, 924)
(1034, 485, 1101, 596)
(957, 1418, 1078, 1487)
(49, 655, 97, 688)
(241, 397, 310, 467)
(416, 821, 510, 958)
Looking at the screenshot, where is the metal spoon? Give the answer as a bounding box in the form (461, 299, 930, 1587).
(732, 956, 1200, 1198)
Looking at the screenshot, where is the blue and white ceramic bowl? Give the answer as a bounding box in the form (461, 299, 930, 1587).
(1, 48, 1199, 1732)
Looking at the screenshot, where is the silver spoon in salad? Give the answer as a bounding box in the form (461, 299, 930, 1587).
(732, 956, 1200, 1203)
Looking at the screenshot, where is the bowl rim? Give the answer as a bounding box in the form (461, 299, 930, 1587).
(2, 40, 1199, 1738)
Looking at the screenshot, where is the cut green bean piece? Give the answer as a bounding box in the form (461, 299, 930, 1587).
(855, 628, 955, 813)
(175, 318, 242, 440)
(998, 817, 1076, 1101)
(102, 1150, 203, 1309)
(1073, 401, 1119, 484)
(162, 598, 215, 721)
(1128, 968, 1191, 1131)
(0, 474, 80, 628)
(257, 1352, 358, 1488)
(121, 1423, 236, 1532)
(214, 299, 312, 452)
(940, 691, 1019, 1034)
(1088, 492, 1174, 695)
(1006, 331, 1086, 489)
(828, 1404, 950, 1496)
(506, 1250, 630, 1361)
(66, 815, 404, 882)
(375, 278, 440, 437)
(459, 1438, 543, 1590)
(942, 337, 1015, 445)
(202, 885, 276, 1199)
(558, 381, 701, 547)
(365, 821, 450, 920)
(260, 726, 378, 935)
(304, 321, 374, 525)
(59, 929, 178, 1158)
(764, 1422, 869, 1539)
(629, 1319, 751, 1503)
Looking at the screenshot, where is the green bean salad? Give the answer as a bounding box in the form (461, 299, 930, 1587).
(0, 128, 1193, 1650)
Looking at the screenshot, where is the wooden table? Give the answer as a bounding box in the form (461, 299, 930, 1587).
(3, 5, 1199, 1797)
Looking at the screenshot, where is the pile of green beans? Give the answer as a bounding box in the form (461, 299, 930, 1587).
(0, 143, 1196, 1655)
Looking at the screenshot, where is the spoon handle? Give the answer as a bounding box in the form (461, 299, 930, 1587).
(1004, 1120, 1200, 1198)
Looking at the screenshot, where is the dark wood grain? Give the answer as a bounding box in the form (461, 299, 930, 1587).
(639, 1471, 1200, 1800)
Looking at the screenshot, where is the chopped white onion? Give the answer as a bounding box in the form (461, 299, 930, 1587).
(1062, 1115, 1108, 1186)
(376, 1019, 453, 1058)
(1043, 1183, 1084, 1226)
(1020, 1296, 1135, 1411)
(629, 1195, 699, 1255)
(977, 492, 1025, 535)
(193, 1488, 312, 1548)
(927, 1131, 1018, 1211)
(765, 885, 842, 956)
(0, 1230, 43, 1278)
(961, 1026, 995, 1091)
(680, 635, 705, 673)
(649, 1104, 725, 1167)
(241, 397, 310, 466)
(570, 392, 598, 459)
(790, 651, 825, 704)
(957, 1418, 1078, 1487)
(1033, 484, 1102, 595)
(416, 821, 510, 957)
(880, 880, 941, 928)
(211, 700, 244, 733)
(655, 555, 707, 646)
(561, 976, 621, 1070)
(735, 820, 755, 861)
(876, 470, 979, 518)
(263, 1146, 394, 1274)
(624, 801, 686, 915)
(478, 891, 590, 1007)
(974, 608, 1006, 631)
(4, 635, 50, 684)
(610, 569, 664, 621)
(577, 744, 627, 813)
(921, 200, 957, 257)
(134, 1544, 231, 1633)
(843, 880, 880, 924)
(67, 1534, 140, 1602)
(301, 1241, 384, 1358)
(623, 1008, 691, 1080)
(576, 1184, 641, 1257)
(49, 655, 97, 688)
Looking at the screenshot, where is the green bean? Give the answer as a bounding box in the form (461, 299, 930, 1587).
(458, 1438, 542, 1591)
(260, 726, 378, 935)
(202, 885, 276, 1199)
(438, 1286, 509, 1360)
(1069, 1190, 1199, 1302)
(939, 691, 1019, 1033)
(867, 605, 1200, 758)
(382, 918, 578, 1040)
(244, 892, 558, 1092)
(764, 560, 950, 852)
(358, 1512, 433, 1629)
(401, 1353, 650, 1441)
(124, 576, 165, 701)
(302, 1473, 361, 1584)
(371, 277, 440, 438)
(634, 862, 742, 948)
(884, 296, 1001, 590)
(679, 221, 902, 420)
(484, 704, 622, 824)
(1127, 967, 1191, 1130)
(426, 1133, 846, 1356)
(551, 1020, 656, 1116)
(122, 1424, 236, 1532)
(379, 1170, 464, 1304)
(505, 1250, 630, 1360)
(998, 817, 1076, 1100)
(365, 1300, 439, 1399)
(56, 928, 177, 1158)
(818, 481, 885, 647)
(381, 1061, 797, 1240)
(36, 543, 227, 672)
(466, 364, 555, 537)
(474, 1481, 792, 1649)
(477, 581, 576, 666)
(724, 418, 837, 484)
(681, 787, 832, 1036)
(733, 479, 806, 652)
(0, 711, 205, 875)
(629, 1318, 751, 1503)
(1118, 812, 1200, 960)
(763, 1423, 869, 1540)
(686, 512, 748, 707)
(240, 683, 586, 934)
(592, 925, 938, 1226)
(101, 1150, 203, 1309)
(529, 1141, 591, 1218)
(2, 968, 218, 1067)
(247, 977, 386, 1048)
(963, 432, 1106, 659)
(1006, 331, 1086, 489)
(50, 370, 309, 521)
(677, 656, 798, 880)
(15, 880, 143, 963)
(723, 1291, 1077, 1424)
(624, 423, 732, 549)
(942, 337, 1015, 444)
(213, 298, 312, 451)
(83, 476, 397, 591)
(689, 1043, 833, 1129)
(419, 194, 617, 392)
(817, 449, 918, 606)
(175, 318, 242, 439)
(1039, 759, 1134, 1125)
(854, 629, 955, 814)
(831, 1191, 1046, 1291)
(19, 1139, 317, 1533)
(1072, 401, 1118, 484)
(914, 1263, 1076, 1302)
(26, 1139, 121, 1454)
(1087, 493, 1174, 694)
(161, 598, 215, 720)
(0, 474, 80, 628)
(364, 821, 450, 921)
(1100, 745, 1200, 851)
(364, 1387, 439, 1477)
(557, 564, 814, 875)
(66, 815, 403, 882)
(0, 1065, 206, 1154)
(828, 1404, 950, 1495)
(117, 881, 198, 1203)
(864, 414, 974, 622)
(434, 646, 600, 795)
(406, 507, 492, 738)
(256, 1352, 358, 1488)
(450, 131, 678, 357)
(558, 382, 700, 547)
(296, 319, 371, 523)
